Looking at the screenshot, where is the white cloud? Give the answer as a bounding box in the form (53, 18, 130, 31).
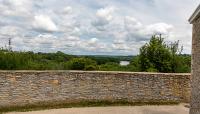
(76, 38, 111, 52)
(0, 0, 197, 55)
(32, 34, 55, 44)
(125, 16, 143, 31)
(92, 6, 116, 28)
(33, 15, 58, 32)
(87, 38, 98, 46)
(96, 6, 115, 21)
(62, 6, 72, 14)
(124, 16, 173, 42)
(0, 26, 22, 36)
(0, 0, 33, 17)
(144, 23, 173, 36)
(112, 42, 131, 51)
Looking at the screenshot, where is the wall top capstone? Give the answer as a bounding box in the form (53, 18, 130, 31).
(189, 4, 200, 23)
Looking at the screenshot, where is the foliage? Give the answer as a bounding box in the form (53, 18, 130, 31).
(67, 58, 98, 70)
(138, 35, 190, 73)
(82, 56, 119, 65)
(0, 49, 74, 70)
(0, 36, 191, 73)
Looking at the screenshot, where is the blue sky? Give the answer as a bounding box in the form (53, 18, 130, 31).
(0, 0, 199, 55)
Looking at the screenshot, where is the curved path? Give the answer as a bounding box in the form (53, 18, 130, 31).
(6, 104, 189, 114)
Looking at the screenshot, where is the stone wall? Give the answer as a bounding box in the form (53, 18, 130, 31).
(190, 13, 200, 114)
(0, 71, 191, 107)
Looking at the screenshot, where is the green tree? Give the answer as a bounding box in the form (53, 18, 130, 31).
(139, 35, 173, 72)
(138, 35, 191, 73)
(67, 58, 98, 70)
(168, 40, 184, 72)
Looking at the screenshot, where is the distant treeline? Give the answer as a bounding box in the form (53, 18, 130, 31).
(0, 49, 134, 71)
(80, 55, 133, 65)
(0, 35, 191, 73)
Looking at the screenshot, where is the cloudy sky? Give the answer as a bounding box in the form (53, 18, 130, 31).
(0, 0, 199, 55)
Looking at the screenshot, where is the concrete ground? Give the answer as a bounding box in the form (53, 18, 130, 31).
(6, 104, 189, 114)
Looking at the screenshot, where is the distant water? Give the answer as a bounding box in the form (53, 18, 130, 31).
(120, 61, 130, 66)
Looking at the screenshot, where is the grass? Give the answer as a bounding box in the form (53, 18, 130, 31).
(0, 100, 180, 113)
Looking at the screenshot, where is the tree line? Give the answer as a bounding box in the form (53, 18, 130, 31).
(0, 35, 191, 73)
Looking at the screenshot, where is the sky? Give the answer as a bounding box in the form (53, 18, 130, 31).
(0, 0, 199, 55)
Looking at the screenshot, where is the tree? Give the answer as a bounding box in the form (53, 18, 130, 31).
(138, 35, 184, 73)
(67, 58, 98, 70)
(168, 40, 183, 72)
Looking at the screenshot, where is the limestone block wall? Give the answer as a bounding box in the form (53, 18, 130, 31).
(0, 71, 191, 107)
(190, 14, 200, 114)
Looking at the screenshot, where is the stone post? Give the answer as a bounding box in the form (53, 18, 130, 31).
(190, 16, 200, 114)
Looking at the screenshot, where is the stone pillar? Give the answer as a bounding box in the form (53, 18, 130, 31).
(190, 17, 200, 114)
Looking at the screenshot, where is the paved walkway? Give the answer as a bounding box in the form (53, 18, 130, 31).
(6, 104, 189, 114)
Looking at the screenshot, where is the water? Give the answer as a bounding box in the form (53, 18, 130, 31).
(120, 61, 130, 66)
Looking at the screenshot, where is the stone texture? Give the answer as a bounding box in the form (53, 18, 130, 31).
(190, 15, 200, 114)
(0, 71, 191, 108)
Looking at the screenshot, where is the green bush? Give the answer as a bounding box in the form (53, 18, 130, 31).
(67, 58, 98, 70)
